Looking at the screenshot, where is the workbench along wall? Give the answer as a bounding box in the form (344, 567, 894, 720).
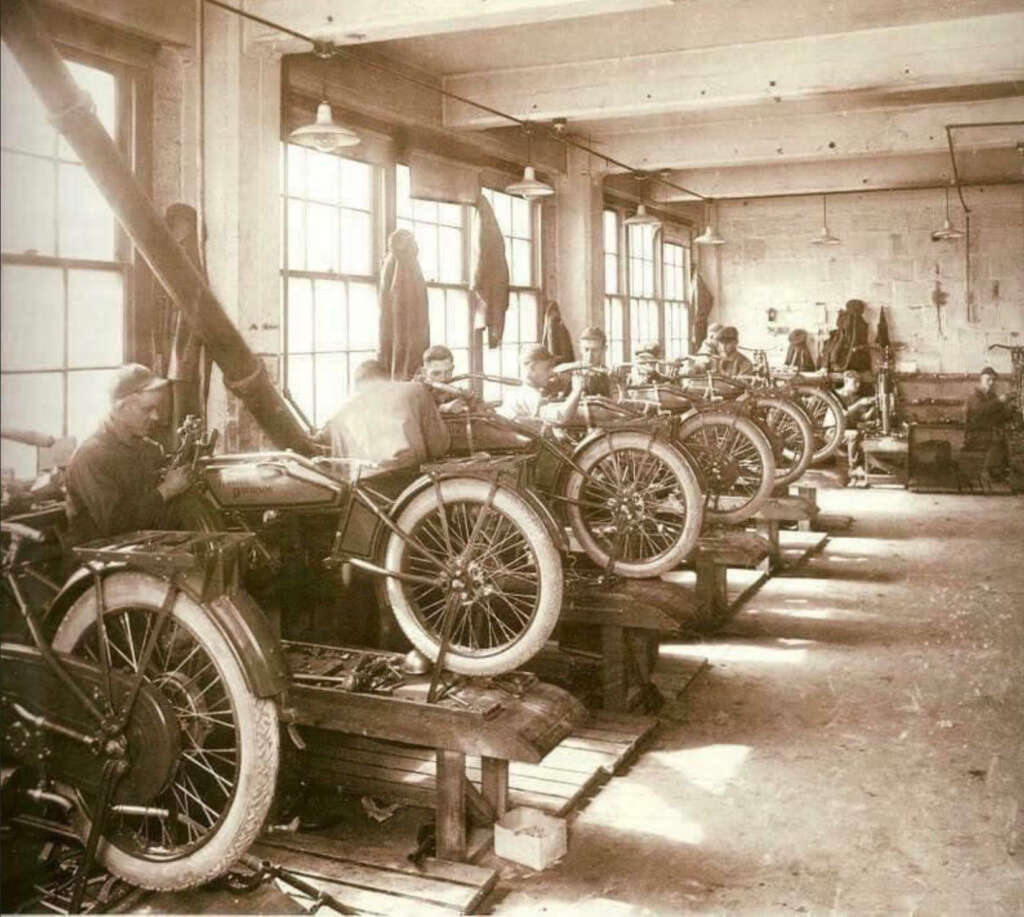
(713, 186, 1024, 373)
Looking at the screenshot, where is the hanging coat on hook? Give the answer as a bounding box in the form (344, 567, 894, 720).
(378, 229, 429, 380)
(471, 193, 510, 348)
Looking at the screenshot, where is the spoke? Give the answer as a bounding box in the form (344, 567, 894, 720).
(181, 750, 234, 797)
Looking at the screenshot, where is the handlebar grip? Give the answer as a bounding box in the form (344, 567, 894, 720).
(1, 429, 56, 448)
(1, 520, 47, 543)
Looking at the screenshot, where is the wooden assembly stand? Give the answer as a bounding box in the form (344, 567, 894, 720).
(284, 643, 586, 862)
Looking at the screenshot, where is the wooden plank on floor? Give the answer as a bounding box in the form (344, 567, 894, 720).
(254, 834, 497, 914)
(777, 530, 829, 572)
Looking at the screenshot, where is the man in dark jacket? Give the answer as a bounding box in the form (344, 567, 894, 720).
(65, 364, 191, 545)
(965, 366, 1013, 481)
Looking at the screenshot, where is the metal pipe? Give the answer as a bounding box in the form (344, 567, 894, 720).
(1, 0, 316, 455)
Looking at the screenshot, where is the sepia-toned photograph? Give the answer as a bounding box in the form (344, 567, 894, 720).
(0, 0, 1022, 913)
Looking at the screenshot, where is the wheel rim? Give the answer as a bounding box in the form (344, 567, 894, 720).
(762, 405, 806, 477)
(800, 392, 840, 456)
(576, 446, 691, 565)
(685, 421, 767, 512)
(401, 500, 542, 658)
(69, 609, 242, 862)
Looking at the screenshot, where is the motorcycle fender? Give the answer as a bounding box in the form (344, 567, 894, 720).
(46, 564, 287, 699)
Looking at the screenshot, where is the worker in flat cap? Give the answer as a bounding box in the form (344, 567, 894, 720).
(632, 342, 672, 384)
(716, 326, 755, 377)
(785, 328, 817, 372)
(696, 322, 724, 359)
(65, 364, 191, 546)
(965, 366, 1013, 483)
(498, 344, 585, 428)
(574, 325, 614, 397)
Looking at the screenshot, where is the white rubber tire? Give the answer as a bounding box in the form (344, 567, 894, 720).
(795, 386, 847, 463)
(384, 478, 563, 676)
(564, 430, 704, 578)
(754, 395, 815, 487)
(676, 411, 776, 524)
(52, 571, 279, 891)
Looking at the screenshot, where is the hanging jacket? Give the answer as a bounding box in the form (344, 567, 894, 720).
(542, 302, 575, 365)
(690, 270, 714, 354)
(378, 229, 429, 381)
(471, 194, 510, 348)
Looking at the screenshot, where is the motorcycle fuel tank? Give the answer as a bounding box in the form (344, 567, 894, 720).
(203, 453, 344, 508)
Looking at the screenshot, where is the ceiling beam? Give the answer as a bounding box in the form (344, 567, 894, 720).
(442, 13, 1024, 129)
(246, 0, 671, 53)
(605, 149, 1024, 202)
(583, 97, 1024, 172)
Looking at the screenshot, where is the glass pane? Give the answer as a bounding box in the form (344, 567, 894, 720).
(347, 351, 376, 386)
(610, 300, 624, 341)
(501, 344, 519, 378)
(511, 196, 531, 239)
(503, 295, 521, 344)
(511, 238, 532, 287)
(286, 144, 306, 198)
(413, 198, 437, 223)
(287, 199, 306, 270)
(67, 269, 123, 367)
(605, 254, 617, 296)
(67, 368, 119, 444)
(428, 286, 446, 344)
(314, 352, 347, 427)
(603, 210, 618, 253)
(306, 203, 339, 273)
(483, 344, 502, 376)
(396, 164, 412, 219)
(340, 158, 372, 210)
(1, 265, 64, 369)
(59, 62, 115, 161)
(644, 265, 654, 299)
(518, 291, 538, 343)
(628, 258, 642, 297)
(1, 152, 56, 255)
(306, 148, 340, 204)
(446, 290, 469, 347)
(287, 277, 313, 353)
(57, 164, 115, 259)
(451, 348, 469, 376)
(414, 222, 438, 283)
(347, 282, 378, 349)
(438, 202, 462, 228)
(286, 354, 314, 426)
(313, 279, 346, 351)
(490, 191, 512, 237)
(0, 373, 64, 465)
(1, 44, 57, 156)
(340, 208, 371, 275)
(438, 226, 463, 284)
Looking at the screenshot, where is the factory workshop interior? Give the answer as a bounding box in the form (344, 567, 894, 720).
(0, 0, 1022, 913)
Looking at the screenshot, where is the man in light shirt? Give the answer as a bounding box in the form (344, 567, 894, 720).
(498, 345, 585, 429)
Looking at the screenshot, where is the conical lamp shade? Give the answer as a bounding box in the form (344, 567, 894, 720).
(932, 187, 964, 240)
(289, 101, 360, 152)
(624, 203, 661, 227)
(695, 224, 725, 245)
(506, 165, 554, 199)
(810, 226, 841, 245)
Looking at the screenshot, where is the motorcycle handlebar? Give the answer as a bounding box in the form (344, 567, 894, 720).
(1, 429, 55, 448)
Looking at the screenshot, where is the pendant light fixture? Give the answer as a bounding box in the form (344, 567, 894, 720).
(506, 126, 554, 199)
(932, 183, 965, 241)
(289, 91, 360, 152)
(694, 200, 725, 245)
(624, 203, 661, 227)
(810, 194, 840, 245)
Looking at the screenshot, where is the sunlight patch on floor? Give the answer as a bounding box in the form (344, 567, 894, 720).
(647, 743, 752, 796)
(583, 781, 707, 844)
(661, 640, 810, 665)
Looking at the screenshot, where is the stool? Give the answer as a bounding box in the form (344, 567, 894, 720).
(752, 495, 818, 571)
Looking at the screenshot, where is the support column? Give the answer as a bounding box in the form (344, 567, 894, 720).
(553, 146, 605, 339)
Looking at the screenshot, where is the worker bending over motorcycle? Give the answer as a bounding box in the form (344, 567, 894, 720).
(65, 364, 191, 546)
(319, 359, 449, 470)
(498, 345, 586, 429)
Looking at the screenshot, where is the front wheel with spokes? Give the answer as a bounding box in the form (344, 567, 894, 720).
(793, 385, 846, 463)
(51, 572, 279, 890)
(753, 395, 815, 486)
(676, 411, 776, 524)
(562, 430, 704, 578)
(383, 477, 563, 676)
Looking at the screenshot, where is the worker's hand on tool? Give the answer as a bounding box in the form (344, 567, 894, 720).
(158, 465, 192, 501)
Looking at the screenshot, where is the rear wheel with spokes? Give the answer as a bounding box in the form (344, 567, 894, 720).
(383, 478, 563, 676)
(676, 411, 776, 524)
(51, 572, 279, 890)
(794, 386, 846, 463)
(753, 395, 815, 486)
(563, 430, 703, 578)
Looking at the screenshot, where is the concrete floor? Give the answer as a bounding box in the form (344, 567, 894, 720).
(145, 488, 1024, 916)
(491, 489, 1024, 916)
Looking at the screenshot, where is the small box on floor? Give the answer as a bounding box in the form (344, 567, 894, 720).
(494, 807, 567, 870)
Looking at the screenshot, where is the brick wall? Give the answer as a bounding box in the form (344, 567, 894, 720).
(713, 185, 1024, 374)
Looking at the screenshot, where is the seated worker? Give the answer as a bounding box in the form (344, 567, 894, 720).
(576, 326, 613, 397)
(716, 326, 754, 377)
(414, 344, 472, 414)
(65, 364, 191, 546)
(784, 329, 817, 372)
(836, 369, 877, 485)
(632, 343, 672, 384)
(497, 345, 586, 429)
(696, 322, 724, 358)
(965, 365, 1013, 482)
(319, 360, 450, 470)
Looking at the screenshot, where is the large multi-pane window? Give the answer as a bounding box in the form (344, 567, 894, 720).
(397, 164, 470, 376)
(602, 206, 691, 364)
(282, 144, 377, 427)
(1, 43, 128, 478)
(480, 187, 539, 401)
